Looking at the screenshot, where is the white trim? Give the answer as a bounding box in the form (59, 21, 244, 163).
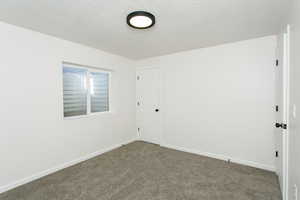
(282, 24, 290, 200)
(63, 111, 113, 120)
(0, 138, 136, 194)
(62, 61, 114, 72)
(136, 71, 140, 140)
(136, 66, 162, 70)
(161, 143, 276, 172)
(86, 70, 91, 114)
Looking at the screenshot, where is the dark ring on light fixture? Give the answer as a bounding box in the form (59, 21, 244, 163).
(127, 11, 155, 29)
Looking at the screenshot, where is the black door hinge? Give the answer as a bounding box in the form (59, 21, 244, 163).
(275, 123, 287, 129)
(276, 105, 279, 112)
(282, 124, 287, 129)
(276, 151, 279, 157)
(276, 59, 279, 66)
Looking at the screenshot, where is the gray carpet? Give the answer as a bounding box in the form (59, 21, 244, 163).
(0, 141, 281, 200)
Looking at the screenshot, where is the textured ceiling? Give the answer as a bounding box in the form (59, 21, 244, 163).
(0, 0, 288, 59)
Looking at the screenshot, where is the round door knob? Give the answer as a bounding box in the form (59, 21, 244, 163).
(155, 109, 159, 112)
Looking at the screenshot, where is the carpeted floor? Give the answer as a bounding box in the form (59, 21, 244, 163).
(0, 141, 281, 200)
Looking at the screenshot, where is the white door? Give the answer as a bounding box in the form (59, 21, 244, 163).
(136, 68, 162, 145)
(275, 33, 284, 191)
(275, 28, 290, 200)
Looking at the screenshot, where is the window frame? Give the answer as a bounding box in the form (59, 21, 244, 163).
(62, 62, 112, 119)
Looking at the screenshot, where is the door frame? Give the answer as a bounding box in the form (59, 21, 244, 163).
(280, 24, 290, 200)
(136, 66, 164, 145)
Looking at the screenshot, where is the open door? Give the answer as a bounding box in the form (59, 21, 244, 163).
(275, 26, 290, 200)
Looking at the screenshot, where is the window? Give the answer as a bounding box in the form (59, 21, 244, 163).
(63, 67, 88, 117)
(90, 72, 109, 113)
(63, 63, 110, 117)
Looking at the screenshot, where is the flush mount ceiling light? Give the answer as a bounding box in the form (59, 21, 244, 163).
(127, 11, 155, 29)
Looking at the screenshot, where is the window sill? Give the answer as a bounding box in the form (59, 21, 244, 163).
(63, 111, 112, 120)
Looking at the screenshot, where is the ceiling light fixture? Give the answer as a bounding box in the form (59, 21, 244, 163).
(127, 11, 155, 29)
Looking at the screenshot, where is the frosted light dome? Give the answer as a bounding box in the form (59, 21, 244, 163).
(127, 11, 155, 29)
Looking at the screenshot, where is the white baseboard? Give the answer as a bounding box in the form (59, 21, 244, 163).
(0, 138, 136, 194)
(161, 143, 276, 172)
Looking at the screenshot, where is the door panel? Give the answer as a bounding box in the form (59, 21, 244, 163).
(136, 68, 162, 145)
(275, 30, 289, 200)
(275, 34, 284, 191)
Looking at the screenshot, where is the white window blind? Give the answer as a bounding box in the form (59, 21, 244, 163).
(63, 67, 88, 117)
(63, 64, 110, 118)
(90, 72, 109, 113)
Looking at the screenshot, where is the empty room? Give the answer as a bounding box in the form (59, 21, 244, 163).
(0, 0, 299, 200)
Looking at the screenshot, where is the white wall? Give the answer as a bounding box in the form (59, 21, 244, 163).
(0, 19, 280, 194)
(136, 36, 277, 171)
(0, 22, 136, 192)
(288, 0, 300, 198)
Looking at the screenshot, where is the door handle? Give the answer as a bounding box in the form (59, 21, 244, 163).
(275, 123, 287, 129)
(155, 109, 159, 112)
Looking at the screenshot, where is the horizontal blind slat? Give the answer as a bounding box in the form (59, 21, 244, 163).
(63, 66, 87, 117)
(90, 72, 109, 113)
